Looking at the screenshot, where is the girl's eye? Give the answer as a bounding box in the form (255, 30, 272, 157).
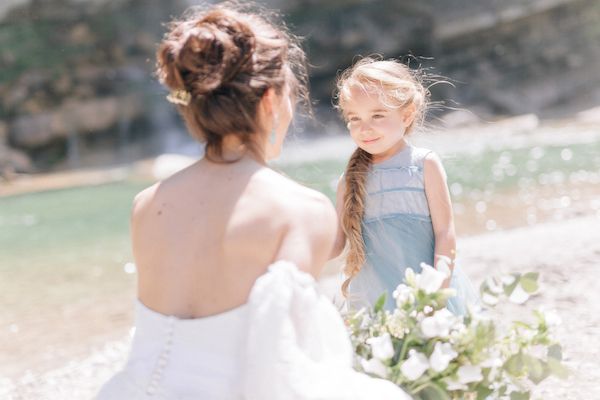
(373, 114, 386, 119)
(348, 117, 360, 123)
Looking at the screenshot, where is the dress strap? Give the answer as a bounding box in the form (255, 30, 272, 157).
(409, 146, 434, 169)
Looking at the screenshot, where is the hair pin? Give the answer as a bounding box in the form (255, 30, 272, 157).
(167, 89, 192, 106)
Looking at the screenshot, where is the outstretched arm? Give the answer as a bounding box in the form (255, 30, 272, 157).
(424, 152, 456, 286)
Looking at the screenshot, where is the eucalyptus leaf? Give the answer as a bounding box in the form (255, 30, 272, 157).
(523, 354, 545, 384)
(547, 358, 569, 379)
(548, 344, 562, 361)
(476, 386, 493, 400)
(510, 391, 530, 400)
(504, 274, 520, 296)
(504, 353, 525, 376)
(374, 293, 387, 313)
(519, 277, 538, 294)
(523, 272, 539, 282)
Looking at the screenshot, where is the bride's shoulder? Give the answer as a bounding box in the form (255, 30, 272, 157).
(131, 182, 160, 219)
(260, 168, 335, 221)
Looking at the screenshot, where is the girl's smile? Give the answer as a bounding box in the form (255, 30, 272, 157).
(361, 137, 381, 145)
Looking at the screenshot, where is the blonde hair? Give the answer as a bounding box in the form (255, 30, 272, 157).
(335, 57, 430, 296)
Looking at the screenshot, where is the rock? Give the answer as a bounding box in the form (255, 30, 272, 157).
(69, 22, 94, 45)
(576, 106, 600, 124)
(0, 121, 7, 140)
(10, 96, 144, 147)
(439, 109, 482, 128)
(5, 147, 34, 173)
(488, 113, 540, 133)
(0, 122, 33, 176)
(11, 113, 55, 147)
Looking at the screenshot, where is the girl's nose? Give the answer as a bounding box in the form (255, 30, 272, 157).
(358, 120, 373, 133)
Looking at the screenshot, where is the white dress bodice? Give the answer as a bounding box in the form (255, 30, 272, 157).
(97, 261, 411, 400)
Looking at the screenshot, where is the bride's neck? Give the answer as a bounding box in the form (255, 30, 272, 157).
(206, 134, 266, 165)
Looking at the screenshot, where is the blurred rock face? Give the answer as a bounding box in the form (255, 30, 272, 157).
(1, 0, 600, 173)
(0, 0, 182, 173)
(274, 0, 600, 115)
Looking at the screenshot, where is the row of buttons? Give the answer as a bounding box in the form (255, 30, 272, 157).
(146, 316, 176, 396)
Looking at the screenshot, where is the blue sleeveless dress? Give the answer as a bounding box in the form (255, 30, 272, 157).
(346, 145, 480, 315)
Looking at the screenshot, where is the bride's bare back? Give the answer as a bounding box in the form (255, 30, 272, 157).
(132, 157, 336, 319)
(129, 4, 337, 319)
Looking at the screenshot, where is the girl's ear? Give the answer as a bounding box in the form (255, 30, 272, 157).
(402, 103, 417, 127)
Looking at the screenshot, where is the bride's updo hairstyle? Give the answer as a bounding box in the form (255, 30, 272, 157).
(156, 2, 308, 162)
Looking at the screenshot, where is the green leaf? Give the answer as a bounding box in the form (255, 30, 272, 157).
(476, 386, 493, 400)
(547, 358, 569, 379)
(523, 355, 546, 384)
(504, 353, 525, 376)
(504, 274, 520, 296)
(519, 277, 539, 294)
(374, 293, 387, 313)
(548, 344, 563, 361)
(523, 272, 539, 282)
(510, 392, 530, 400)
(416, 384, 451, 400)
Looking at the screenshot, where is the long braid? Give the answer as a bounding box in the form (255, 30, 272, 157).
(341, 147, 372, 296)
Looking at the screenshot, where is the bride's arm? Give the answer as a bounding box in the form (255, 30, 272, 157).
(329, 175, 347, 259)
(274, 190, 338, 279)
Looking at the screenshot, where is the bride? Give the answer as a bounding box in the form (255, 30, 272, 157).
(97, 2, 410, 399)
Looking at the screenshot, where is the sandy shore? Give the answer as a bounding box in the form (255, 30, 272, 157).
(3, 213, 598, 399)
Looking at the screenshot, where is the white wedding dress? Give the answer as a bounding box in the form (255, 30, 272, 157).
(97, 261, 410, 399)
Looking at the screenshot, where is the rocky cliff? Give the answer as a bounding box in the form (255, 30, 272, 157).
(1, 0, 599, 174)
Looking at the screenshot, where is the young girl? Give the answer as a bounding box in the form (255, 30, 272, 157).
(331, 57, 479, 315)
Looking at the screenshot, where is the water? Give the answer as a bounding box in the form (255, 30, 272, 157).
(1, 133, 600, 380)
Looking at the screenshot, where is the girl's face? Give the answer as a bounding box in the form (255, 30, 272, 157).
(343, 86, 413, 161)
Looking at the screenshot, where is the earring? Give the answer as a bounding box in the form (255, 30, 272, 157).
(269, 113, 279, 144)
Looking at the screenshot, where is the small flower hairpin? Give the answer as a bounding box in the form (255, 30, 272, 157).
(166, 89, 192, 106)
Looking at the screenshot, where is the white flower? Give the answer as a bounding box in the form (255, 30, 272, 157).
(481, 354, 502, 382)
(508, 283, 530, 304)
(485, 276, 505, 294)
(387, 311, 407, 339)
(416, 263, 447, 294)
(366, 333, 394, 361)
(481, 292, 499, 306)
(501, 274, 516, 285)
(401, 350, 429, 381)
(405, 268, 417, 286)
(542, 308, 562, 327)
(393, 284, 415, 307)
(420, 308, 456, 338)
(445, 377, 468, 391)
(429, 342, 458, 372)
(457, 364, 483, 384)
(359, 312, 372, 330)
(480, 350, 503, 368)
(527, 344, 547, 359)
(361, 357, 388, 378)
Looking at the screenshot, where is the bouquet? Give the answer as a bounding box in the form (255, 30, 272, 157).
(346, 264, 568, 400)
